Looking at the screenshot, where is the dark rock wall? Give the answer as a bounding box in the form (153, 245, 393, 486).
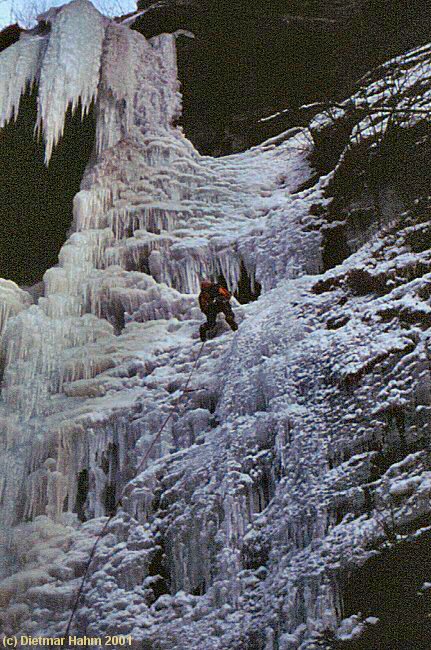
(0, 89, 96, 285)
(134, 0, 431, 154)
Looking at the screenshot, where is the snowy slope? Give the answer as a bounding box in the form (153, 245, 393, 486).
(0, 3, 430, 649)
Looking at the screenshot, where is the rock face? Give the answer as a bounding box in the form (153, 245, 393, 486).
(134, 0, 431, 153)
(0, 2, 431, 649)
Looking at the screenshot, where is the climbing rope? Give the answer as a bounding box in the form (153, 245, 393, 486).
(63, 340, 206, 643)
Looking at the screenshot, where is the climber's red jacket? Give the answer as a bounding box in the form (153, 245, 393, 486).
(198, 283, 232, 314)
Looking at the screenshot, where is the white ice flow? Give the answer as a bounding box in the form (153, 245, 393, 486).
(0, 1, 430, 648)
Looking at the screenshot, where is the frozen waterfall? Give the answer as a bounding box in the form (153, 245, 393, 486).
(0, 2, 429, 649)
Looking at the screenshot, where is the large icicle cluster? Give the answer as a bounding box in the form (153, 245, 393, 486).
(0, 0, 107, 163)
(0, 35, 46, 129)
(0, 2, 431, 649)
(36, 0, 107, 163)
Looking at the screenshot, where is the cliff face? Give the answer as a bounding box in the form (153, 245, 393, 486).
(0, 2, 431, 649)
(133, 0, 431, 154)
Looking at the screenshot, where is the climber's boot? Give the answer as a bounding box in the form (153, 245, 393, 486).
(226, 318, 238, 332)
(199, 323, 208, 342)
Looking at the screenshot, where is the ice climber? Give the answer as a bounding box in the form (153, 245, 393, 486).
(198, 280, 238, 341)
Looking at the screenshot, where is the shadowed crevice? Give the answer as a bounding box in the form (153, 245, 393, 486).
(0, 86, 96, 286)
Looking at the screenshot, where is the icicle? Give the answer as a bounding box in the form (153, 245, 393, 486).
(73, 188, 113, 232)
(149, 33, 182, 129)
(0, 281, 32, 337)
(0, 36, 47, 129)
(95, 23, 138, 156)
(36, 0, 107, 164)
(45, 470, 67, 522)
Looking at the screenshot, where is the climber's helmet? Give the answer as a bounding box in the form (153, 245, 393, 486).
(200, 280, 213, 290)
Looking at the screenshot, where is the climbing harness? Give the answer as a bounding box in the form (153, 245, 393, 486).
(63, 340, 206, 643)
